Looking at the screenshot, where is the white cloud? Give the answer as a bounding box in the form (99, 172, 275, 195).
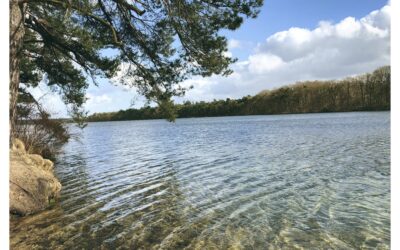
(83, 93, 116, 114)
(228, 39, 241, 49)
(223, 51, 233, 58)
(336, 17, 362, 38)
(248, 53, 285, 73)
(179, 4, 391, 103)
(110, 62, 140, 88)
(86, 93, 112, 105)
(24, 4, 392, 115)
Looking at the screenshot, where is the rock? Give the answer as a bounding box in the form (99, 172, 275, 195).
(28, 154, 44, 167)
(43, 159, 54, 171)
(9, 139, 62, 216)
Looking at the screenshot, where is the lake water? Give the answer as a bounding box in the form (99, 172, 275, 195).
(10, 112, 390, 249)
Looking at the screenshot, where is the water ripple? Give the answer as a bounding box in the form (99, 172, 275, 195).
(10, 112, 390, 249)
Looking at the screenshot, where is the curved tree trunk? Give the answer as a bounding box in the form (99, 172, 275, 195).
(10, 0, 26, 141)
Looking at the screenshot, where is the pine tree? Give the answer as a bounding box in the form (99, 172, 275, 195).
(10, 0, 263, 138)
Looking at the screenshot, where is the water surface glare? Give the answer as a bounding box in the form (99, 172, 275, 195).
(10, 112, 390, 249)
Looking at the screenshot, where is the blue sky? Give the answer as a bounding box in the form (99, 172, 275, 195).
(32, 0, 390, 117)
(224, 0, 389, 60)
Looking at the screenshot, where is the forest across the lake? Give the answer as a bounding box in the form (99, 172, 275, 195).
(88, 66, 390, 122)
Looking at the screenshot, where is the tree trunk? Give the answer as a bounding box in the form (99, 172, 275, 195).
(10, 0, 26, 141)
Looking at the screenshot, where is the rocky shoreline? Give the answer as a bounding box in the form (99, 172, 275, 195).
(9, 139, 62, 216)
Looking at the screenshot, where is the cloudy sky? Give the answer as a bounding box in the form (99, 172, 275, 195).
(33, 0, 390, 117)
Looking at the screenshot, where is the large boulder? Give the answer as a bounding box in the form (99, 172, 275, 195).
(9, 139, 62, 216)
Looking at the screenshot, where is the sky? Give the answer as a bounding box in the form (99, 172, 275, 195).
(31, 0, 391, 117)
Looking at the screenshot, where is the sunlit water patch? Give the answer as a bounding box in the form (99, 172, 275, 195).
(10, 112, 390, 249)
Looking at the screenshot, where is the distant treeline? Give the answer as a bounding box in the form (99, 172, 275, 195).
(88, 66, 390, 122)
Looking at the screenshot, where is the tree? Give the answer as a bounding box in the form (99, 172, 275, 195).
(86, 65, 391, 122)
(10, 0, 264, 138)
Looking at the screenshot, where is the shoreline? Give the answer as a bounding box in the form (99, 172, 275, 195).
(86, 109, 390, 123)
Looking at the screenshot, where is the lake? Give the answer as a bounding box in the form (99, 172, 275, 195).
(10, 112, 390, 249)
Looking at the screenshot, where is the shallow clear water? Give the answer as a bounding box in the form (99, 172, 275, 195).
(10, 112, 390, 249)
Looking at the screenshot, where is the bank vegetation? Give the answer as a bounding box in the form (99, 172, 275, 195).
(88, 66, 390, 122)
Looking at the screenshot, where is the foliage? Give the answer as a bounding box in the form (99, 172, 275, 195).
(10, 0, 264, 153)
(17, 0, 264, 121)
(87, 66, 390, 122)
(15, 88, 70, 159)
(68, 105, 89, 129)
